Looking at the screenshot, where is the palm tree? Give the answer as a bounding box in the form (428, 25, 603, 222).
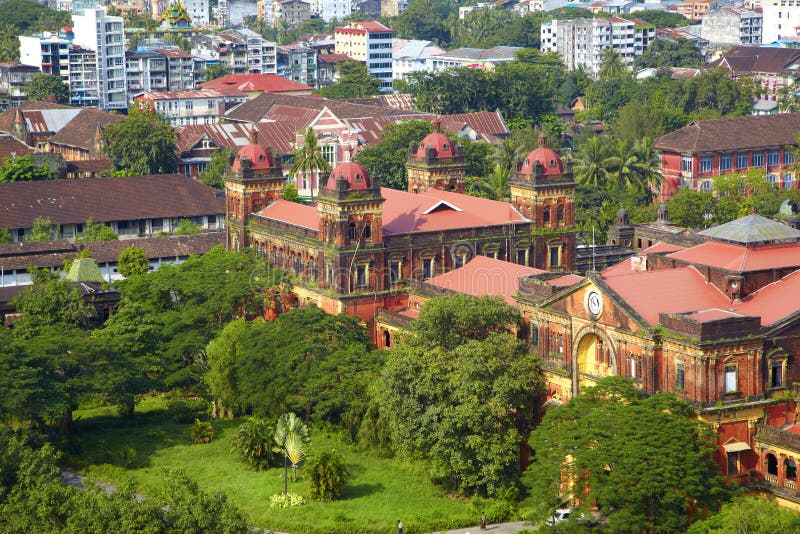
(598, 47, 626, 79)
(467, 165, 510, 200)
(632, 137, 663, 198)
(274, 413, 311, 494)
(606, 139, 643, 191)
(289, 128, 332, 200)
(574, 136, 611, 188)
(492, 137, 523, 172)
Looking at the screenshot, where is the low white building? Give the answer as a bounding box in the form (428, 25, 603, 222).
(392, 39, 444, 81)
(135, 88, 246, 126)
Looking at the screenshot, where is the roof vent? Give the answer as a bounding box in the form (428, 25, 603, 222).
(423, 200, 463, 215)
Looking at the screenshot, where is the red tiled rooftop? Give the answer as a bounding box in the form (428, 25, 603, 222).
(200, 73, 313, 93)
(548, 274, 584, 287)
(425, 255, 547, 305)
(601, 266, 731, 325)
(666, 241, 800, 272)
(640, 242, 687, 255)
(685, 308, 746, 323)
(732, 269, 800, 326)
(256, 200, 318, 231)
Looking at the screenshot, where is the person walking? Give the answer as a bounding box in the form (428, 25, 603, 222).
(398, 520, 403, 534)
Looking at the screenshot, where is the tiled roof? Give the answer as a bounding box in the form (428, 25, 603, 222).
(654, 113, 800, 153)
(345, 94, 416, 111)
(684, 308, 746, 323)
(439, 111, 510, 143)
(262, 104, 320, 130)
(698, 214, 800, 245)
(175, 122, 296, 155)
(425, 255, 547, 305)
(138, 88, 244, 100)
(733, 269, 800, 326)
(317, 53, 354, 64)
(666, 241, 800, 272)
(640, 242, 687, 255)
(23, 109, 82, 134)
(48, 108, 123, 150)
(255, 188, 528, 236)
(200, 73, 313, 93)
(436, 46, 521, 62)
(708, 46, 800, 75)
(0, 134, 35, 161)
(347, 115, 435, 146)
(154, 47, 193, 58)
(0, 100, 74, 134)
(0, 174, 225, 229)
(601, 265, 732, 326)
(0, 233, 224, 270)
(225, 92, 426, 123)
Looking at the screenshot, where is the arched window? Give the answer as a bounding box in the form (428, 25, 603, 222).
(348, 222, 356, 240)
(383, 330, 391, 348)
(557, 205, 565, 222)
(767, 453, 779, 476)
(597, 339, 605, 364)
(543, 206, 550, 224)
(784, 173, 794, 189)
(769, 173, 779, 186)
(787, 458, 797, 481)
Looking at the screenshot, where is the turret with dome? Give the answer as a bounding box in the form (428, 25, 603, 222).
(406, 119, 466, 194)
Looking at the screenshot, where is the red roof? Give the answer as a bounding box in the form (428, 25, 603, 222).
(381, 188, 527, 234)
(640, 242, 687, 255)
(733, 270, 800, 326)
(255, 188, 528, 236)
(317, 53, 354, 64)
(666, 241, 800, 272)
(519, 147, 563, 176)
(685, 309, 746, 323)
(548, 274, 584, 287)
(200, 74, 313, 93)
(233, 141, 273, 171)
(0, 134, 34, 161)
(325, 161, 371, 190)
(416, 131, 453, 159)
(425, 255, 547, 305)
(601, 266, 731, 325)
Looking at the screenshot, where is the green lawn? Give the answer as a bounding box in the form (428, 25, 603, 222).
(67, 400, 480, 533)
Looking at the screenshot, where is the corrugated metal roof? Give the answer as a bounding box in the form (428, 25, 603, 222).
(699, 214, 800, 245)
(25, 109, 81, 133)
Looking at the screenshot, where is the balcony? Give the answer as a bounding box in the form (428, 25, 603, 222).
(755, 423, 800, 452)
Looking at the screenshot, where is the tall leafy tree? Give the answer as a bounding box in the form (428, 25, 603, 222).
(117, 246, 149, 278)
(23, 73, 69, 104)
(356, 119, 432, 190)
(635, 38, 703, 70)
(373, 294, 543, 496)
(574, 136, 611, 187)
(288, 128, 332, 199)
(524, 377, 728, 532)
(319, 61, 381, 99)
(687, 496, 800, 533)
(26, 217, 56, 242)
(199, 148, 233, 189)
(598, 47, 626, 79)
(0, 155, 57, 182)
(202, 63, 232, 82)
(101, 105, 178, 175)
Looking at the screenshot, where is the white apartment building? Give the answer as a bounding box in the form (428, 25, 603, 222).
(135, 89, 246, 126)
(73, 9, 127, 110)
(541, 17, 655, 76)
(700, 7, 762, 46)
(184, 0, 210, 27)
(19, 32, 72, 83)
(191, 29, 277, 75)
(334, 21, 395, 91)
(126, 48, 198, 104)
(762, 0, 800, 44)
(392, 39, 444, 81)
(315, 0, 352, 22)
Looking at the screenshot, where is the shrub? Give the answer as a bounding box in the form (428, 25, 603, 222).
(231, 417, 280, 470)
(269, 492, 305, 508)
(190, 419, 215, 444)
(304, 449, 349, 502)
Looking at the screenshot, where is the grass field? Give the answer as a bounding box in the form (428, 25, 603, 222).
(66, 399, 481, 534)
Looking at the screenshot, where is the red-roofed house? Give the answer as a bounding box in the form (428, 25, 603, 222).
(199, 73, 314, 98)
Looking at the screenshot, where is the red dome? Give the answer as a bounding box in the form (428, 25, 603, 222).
(416, 132, 454, 159)
(326, 161, 371, 190)
(232, 143, 272, 171)
(519, 147, 563, 176)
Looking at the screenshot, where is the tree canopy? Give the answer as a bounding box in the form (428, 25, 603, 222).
(319, 61, 381, 99)
(101, 106, 178, 175)
(524, 377, 728, 532)
(635, 39, 703, 70)
(687, 496, 800, 534)
(23, 74, 69, 105)
(0, 155, 58, 182)
(356, 120, 432, 190)
(372, 294, 543, 496)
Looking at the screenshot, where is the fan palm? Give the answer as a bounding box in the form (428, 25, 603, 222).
(574, 136, 611, 188)
(289, 128, 332, 200)
(274, 413, 311, 493)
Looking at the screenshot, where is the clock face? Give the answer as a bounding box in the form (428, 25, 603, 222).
(587, 291, 602, 316)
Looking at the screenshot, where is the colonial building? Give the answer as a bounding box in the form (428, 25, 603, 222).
(654, 113, 800, 199)
(706, 46, 800, 104)
(226, 129, 576, 334)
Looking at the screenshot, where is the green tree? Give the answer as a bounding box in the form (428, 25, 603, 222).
(599, 47, 626, 79)
(574, 136, 611, 187)
(275, 412, 311, 491)
(466, 165, 510, 200)
(319, 61, 381, 99)
(687, 496, 800, 534)
(667, 187, 717, 229)
(304, 449, 349, 502)
(356, 119, 432, 190)
(101, 105, 178, 175)
(26, 216, 57, 242)
(78, 217, 118, 242)
(373, 294, 543, 496)
(202, 63, 232, 82)
(23, 73, 69, 104)
(199, 148, 233, 189)
(283, 182, 300, 202)
(0, 227, 12, 244)
(231, 417, 282, 471)
(289, 128, 332, 199)
(524, 377, 728, 532)
(174, 218, 200, 235)
(0, 155, 57, 182)
(204, 318, 249, 418)
(633, 10, 690, 28)
(117, 246, 149, 278)
(635, 38, 703, 70)
(11, 271, 95, 333)
(390, 0, 455, 45)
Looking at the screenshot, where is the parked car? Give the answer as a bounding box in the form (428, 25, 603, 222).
(547, 508, 573, 525)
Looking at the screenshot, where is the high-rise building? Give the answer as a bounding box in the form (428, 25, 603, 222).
(73, 9, 127, 110)
(191, 29, 277, 75)
(315, 0, 352, 22)
(334, 21, 394, 91)
(762, 0, 800, 44)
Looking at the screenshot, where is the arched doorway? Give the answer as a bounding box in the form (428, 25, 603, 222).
(767, 453, 778, 477)
(575, 331, 615, 393)
(383, 330, 391, 348)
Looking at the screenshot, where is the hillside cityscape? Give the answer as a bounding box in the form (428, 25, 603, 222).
(4, 0, 800, 532)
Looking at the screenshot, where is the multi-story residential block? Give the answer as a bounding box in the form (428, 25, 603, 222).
(392, 39, 444, 82)
(700, 7, 762, 46)
(541, 17, 654, 75)
(272, 0, 312, 30)
(315, 0, 352, 22)
(72, 9, 127, 110)
(0, 63, 40, 110)
(277, 44, 318, 88)
(67, 46, 100, 107)
(182, 0, 210, 27)
(762, 0, 800, 43)
(135, 88, 246, 126)
(191, 29, 277, 75)
(676, 0, 718, 21)
(334, 21, 394, 91)
(654, 113, 800, 199)
(316, 53, 352, 88)
(19, 31, 72, 84)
